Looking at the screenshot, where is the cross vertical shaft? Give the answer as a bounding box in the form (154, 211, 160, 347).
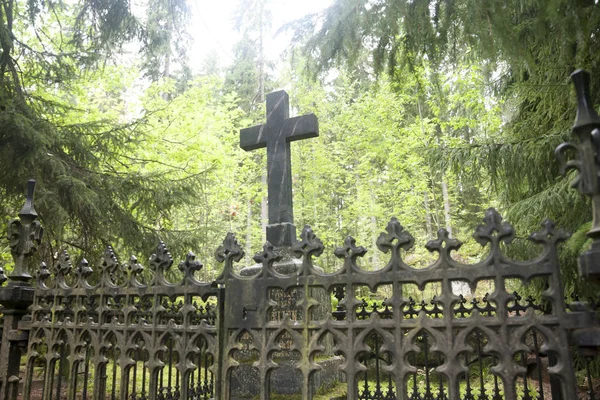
(240, 91, 319, 246)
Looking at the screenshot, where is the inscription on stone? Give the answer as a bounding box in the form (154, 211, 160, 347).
(269, 287, 303, 322)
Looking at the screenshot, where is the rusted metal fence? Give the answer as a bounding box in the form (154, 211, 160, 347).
(0, 71, 597, 400)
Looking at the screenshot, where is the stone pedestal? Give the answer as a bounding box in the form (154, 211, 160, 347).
(230, 249, 342, 397)
(239, 246, 306, 277)
(239, 248, 331, 327)
(229, 356, 344, 399)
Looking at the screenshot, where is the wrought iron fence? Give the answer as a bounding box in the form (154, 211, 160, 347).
(0, 70, 597, 400)
(20, 245, 219, 400)
(214, 214, 593, 399)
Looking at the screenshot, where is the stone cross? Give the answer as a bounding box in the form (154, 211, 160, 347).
(240, 91, 319, 247)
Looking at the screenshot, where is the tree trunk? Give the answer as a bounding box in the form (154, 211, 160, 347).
(258, 0, 265, 103)
(246, 199, 253, 265)
(441, 176, 452, 237)
(371, 215, 379, 269)
(258, 1, 267, 242)
(424, 191, 433, 240)
(442, 176, 471, 295)
(429, 178, 441, 229)
(261, 173, 268, 239)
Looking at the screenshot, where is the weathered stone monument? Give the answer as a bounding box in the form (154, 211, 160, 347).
(239, 90, 317, 248)
(238, 90, 320, 281)
(229, 91, 341, 398)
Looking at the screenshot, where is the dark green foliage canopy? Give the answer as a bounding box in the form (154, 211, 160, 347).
(0, 0, 198, 262)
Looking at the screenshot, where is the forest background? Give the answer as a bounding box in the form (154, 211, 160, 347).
(0, 0, 598, 295)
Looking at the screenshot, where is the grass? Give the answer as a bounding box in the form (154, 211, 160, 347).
(31, 360, 198, 397)
(28, 358, 554, 400)
(251, 381, 347, 399)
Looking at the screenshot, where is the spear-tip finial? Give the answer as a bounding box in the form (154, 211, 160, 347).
(18, 179, 38, 219)
(571, 69, 600, 130)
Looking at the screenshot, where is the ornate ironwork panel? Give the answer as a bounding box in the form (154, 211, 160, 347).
(22, 245, 219, 400)
(216, 212, 595, 400)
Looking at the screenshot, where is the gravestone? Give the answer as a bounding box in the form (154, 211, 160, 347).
(230, 91, 341, 398)
(238, 89, 322, 283)
(239, 90, 317, 247)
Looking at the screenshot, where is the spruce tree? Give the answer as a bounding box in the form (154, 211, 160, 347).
(0, 0, 203, 264)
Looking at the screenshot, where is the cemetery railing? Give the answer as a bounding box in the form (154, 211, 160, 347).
(0, 70, 596, 400)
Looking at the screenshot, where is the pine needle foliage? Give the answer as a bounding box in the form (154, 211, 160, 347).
(0, 0, 201, 264)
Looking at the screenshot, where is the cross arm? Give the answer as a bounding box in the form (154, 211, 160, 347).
(240, 124, 267, 151)
(284, 114, 319, 142)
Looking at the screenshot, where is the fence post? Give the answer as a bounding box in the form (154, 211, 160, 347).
(0, 180, 42, 400)
(557, 69, 600, 397)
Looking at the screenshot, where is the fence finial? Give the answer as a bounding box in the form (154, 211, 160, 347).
(571, 70, 600, 130)
(557, 70, 600, 282)
(7, 179, 43, 283)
